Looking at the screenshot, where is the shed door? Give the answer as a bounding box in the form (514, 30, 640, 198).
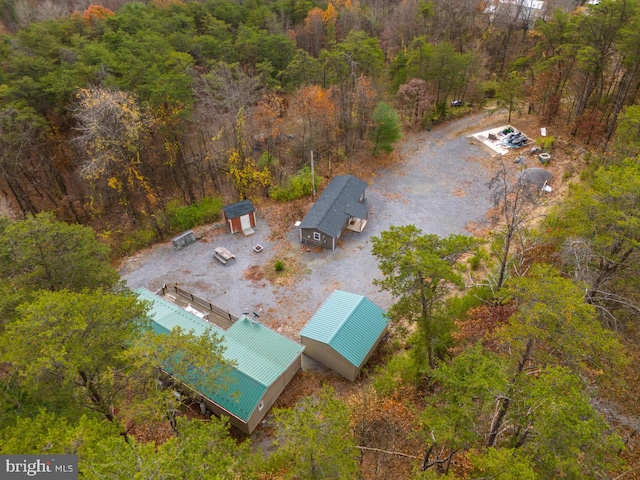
(240, 214, 251, 231)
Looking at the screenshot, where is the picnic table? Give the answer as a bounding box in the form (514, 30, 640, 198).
(214, 246, 236, 265)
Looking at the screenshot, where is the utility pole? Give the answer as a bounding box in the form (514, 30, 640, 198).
(310, 150, 316, 198)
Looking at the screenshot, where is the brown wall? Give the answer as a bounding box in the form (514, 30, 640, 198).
(301, 328, 387, 381)
(245, 354, 302, 432)
(300, 337, 359, 381)
(226, 212, 256, 234)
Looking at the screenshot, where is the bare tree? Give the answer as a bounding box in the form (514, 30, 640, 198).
(431, 0, 487, 53)
(193, 65, 264, 125)
(191, 65, 266, 195)
(397, 78, 434, 128)
(0, 106, 45, 216)
(487, 161, 549, 290)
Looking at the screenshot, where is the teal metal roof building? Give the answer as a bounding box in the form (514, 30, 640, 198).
(299, 290, 388, 381)
(136, 288, 304, 433)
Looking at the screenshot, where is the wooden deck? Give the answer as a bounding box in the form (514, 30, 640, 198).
(347, 217, 368, 233)
(158, 283, 237, 330)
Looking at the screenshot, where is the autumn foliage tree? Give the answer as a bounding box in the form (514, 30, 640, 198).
(292, 85, 337, 166)
(73, 87, 157, 222)
(226, 108, 271, 199)
(349, 386, 422, 478)
(300, 7, 327, 57)
(253, 92, 287, 171)
(81, 4, 115, 25)
(396, 78, 434, 128)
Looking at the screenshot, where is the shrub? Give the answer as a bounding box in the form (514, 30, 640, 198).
(274, 260, 285, 272)
(468, 247, 488, 271)
(373, 351, 421, 396)
(482, 80, 498, 99)
(115, 228, 157, 256)
(258, 151, 279, 170)
(446, 286, 495, 320)
(165, 196, 223, 232)
(270, 166, 321, 202)
(536, 135, 555, 151)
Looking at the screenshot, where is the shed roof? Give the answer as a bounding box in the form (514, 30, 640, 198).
(300, 290, 388, 368)
(299, 175, 368, 238)
(222, 199, 255, 219)
(136, 288, 304, 422)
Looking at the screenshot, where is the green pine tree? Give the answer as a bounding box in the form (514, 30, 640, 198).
(370, 101, 402, 155)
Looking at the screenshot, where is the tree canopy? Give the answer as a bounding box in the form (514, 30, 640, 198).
(0, 0, 639, 477)
(372, 225, 477, 369)
(0, 212, 119, 295)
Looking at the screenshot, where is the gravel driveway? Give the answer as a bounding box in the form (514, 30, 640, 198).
(121, 112, 501, 339)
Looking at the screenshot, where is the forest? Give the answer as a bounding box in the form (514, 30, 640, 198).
(1, 0, 640, 478)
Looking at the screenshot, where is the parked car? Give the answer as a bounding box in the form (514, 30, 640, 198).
(450, 100, 464, 107)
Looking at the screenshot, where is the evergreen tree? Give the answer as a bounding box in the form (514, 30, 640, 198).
(270, 386, 360, 479)
(370, 100, 402, 154)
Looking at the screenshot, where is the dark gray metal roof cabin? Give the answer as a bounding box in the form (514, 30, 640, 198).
(299, 175, 368, 250)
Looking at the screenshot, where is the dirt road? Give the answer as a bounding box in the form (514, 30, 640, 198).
(121, 112, 504, 339)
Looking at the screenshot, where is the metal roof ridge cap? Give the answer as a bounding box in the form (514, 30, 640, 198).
(227, 316, 305, 351)
(231, 362, 271, 388)
(328, 292, 364, 343)
(221, 332, 296, 387)
(218, 339, 271, 388)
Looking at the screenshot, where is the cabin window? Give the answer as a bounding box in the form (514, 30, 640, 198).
(258, 400, 264, 411)
(313, 232, 321, 241)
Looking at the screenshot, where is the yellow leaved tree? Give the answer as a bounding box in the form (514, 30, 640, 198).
(226, 108, 271, 200)
(73, 87, 157, 221)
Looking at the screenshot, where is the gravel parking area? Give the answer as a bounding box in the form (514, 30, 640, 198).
(121, 112, 504, 340)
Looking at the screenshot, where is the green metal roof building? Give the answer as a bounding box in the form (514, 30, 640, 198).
(299, 290, 388, 381)
(136, 288, 304, 433)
